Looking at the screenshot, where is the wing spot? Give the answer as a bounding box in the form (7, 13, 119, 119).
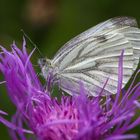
(95, 35, 108, 43)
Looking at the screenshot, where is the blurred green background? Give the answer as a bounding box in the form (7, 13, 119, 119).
(1, 0, 140, 139)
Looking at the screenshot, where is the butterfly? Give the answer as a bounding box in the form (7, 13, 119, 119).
(38, 17, 140, 96)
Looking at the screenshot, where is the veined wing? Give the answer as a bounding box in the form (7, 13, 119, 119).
(52, 17, 137, 65)
(52, 17, 140, 96)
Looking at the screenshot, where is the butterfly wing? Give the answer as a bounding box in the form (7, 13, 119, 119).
(52, 17, 137, 64)
(52, 17, 140, 96)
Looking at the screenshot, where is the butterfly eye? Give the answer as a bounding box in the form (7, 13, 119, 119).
(38, 58, 47, 67)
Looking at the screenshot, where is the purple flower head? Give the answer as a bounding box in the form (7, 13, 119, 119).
(0, 40, 140, 140)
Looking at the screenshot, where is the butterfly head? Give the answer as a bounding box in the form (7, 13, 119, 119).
(38, 58, 54, 80)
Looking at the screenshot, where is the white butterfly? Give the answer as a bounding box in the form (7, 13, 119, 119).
(38, 17, 140, 96)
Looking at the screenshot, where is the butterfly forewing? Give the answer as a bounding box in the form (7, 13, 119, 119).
(50, 17, 140, 96)
(52, 17, 137, 64)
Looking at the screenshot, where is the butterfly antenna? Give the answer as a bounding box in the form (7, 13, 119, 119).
(20, 29, 44, 57)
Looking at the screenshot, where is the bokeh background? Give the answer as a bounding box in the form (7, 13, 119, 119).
(1, 0, 140, 139)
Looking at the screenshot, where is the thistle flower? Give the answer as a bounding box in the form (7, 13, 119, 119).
(0, 40, 140, 140)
